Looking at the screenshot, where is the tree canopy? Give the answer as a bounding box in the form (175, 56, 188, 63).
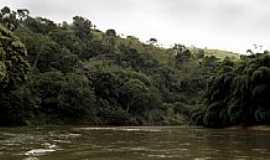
(1, 6, 268, 128)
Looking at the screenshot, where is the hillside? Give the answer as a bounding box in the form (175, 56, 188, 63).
(204, 49, 240, 61)
(0, 6, 270, 128)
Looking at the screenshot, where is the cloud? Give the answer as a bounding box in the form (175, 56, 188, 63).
(1, 0, 270, 53)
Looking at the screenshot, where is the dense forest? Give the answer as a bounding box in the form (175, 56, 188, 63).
(0, 6, 269, 128)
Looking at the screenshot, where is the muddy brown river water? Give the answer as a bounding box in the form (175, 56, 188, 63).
(0, 126, 270, 160)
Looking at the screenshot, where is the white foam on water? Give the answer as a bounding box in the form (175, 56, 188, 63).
(68, 133, 81, 137)
(52, 139, 71, 144)
(76, 127, 161, 132)
(57, 133, 81, 138)
(24, 149, 56, 156)
(148, 154, 167, 158)
(1, 132, 17, 137)
(42, 143, 60, 149)
(147, 154, 177, 158)
(128, 147, 148, 151)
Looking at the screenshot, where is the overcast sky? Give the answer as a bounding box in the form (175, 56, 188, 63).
(1, 0, 270, 53)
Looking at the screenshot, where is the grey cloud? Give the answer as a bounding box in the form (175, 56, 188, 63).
(1, 0, 270, 53)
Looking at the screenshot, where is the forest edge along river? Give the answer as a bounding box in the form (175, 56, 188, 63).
(1, 126, 270, 160)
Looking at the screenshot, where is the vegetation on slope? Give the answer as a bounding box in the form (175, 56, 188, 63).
(203, 49, 240, 61)
(1, 6, 269, 128)
(192, 52, 270, 128)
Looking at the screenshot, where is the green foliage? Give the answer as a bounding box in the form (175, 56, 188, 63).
(193, 53, 270, 128)
(0, 6, 19, 31)
(32, 72, 97, 122)
(202, 48, 240, 61)
(1, 6, 249, 127)
(87, 66, 162, 124)
(72, 16, 92, 39)
(0, 24, 30, 89)
(24, 17, 57, 34)
(0, 24, 31, 125)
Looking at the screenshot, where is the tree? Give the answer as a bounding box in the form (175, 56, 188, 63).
(174, 44, 192, 64)
(192, 53, 270, 128)
(104, 29, 117, 53)
(148, 38, 158, 45)
(0, 25, 31, 125)
(32, 72, 97, 122)
(246, 49, 254, 55)
(72, 16, 92, 39)
(17, 9, 29, 21)
(24, 17, 57, 34)
(0, 25, 30, 89)
(0, 6, 18, 31)
(105, 29, 116, 37)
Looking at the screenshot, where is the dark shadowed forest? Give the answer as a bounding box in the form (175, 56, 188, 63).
(1, 6, 270, 128)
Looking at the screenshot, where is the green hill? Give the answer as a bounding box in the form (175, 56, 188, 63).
(1, 6, 270, 128)
(204, 49, 240, 61)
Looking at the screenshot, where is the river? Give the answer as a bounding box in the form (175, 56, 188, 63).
(0, 126, 270, 160)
